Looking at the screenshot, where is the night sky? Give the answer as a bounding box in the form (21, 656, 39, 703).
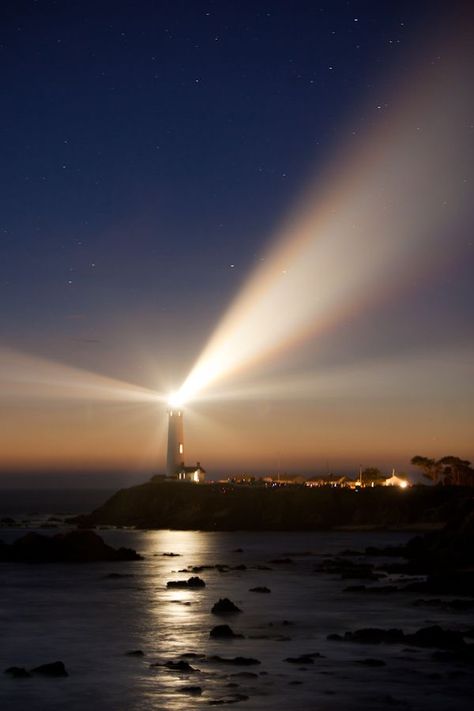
(1, 1, 473, 482)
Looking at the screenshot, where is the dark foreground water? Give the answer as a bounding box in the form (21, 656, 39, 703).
(0, 528, 472, 711)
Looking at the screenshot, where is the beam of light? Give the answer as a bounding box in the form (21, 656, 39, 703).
(174, 34, 473, 406)
(185, 347, 474, 405)
(0, 348, 162, 404)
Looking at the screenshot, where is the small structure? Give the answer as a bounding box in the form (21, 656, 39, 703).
(384, 470, 409, 488)
(177, 462, 206, 483)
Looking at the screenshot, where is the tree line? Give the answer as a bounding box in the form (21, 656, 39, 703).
(411, 455, 474, 486)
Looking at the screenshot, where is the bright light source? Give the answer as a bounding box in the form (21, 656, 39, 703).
(168, 391, 185, 409)
(399, 480, 408, 489)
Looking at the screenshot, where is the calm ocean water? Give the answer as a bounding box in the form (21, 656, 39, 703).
(0, 526, 472, 711)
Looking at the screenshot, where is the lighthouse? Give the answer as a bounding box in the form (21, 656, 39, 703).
(167, 409, 184, 477)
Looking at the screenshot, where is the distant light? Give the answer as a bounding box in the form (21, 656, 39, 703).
(399, 480, 408, 489)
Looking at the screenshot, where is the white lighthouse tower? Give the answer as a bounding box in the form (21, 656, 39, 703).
(167, 409, 184, 478)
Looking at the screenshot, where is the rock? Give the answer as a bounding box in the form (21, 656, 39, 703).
(269, 558, 293, 564)
(249, 586, 271, 593)
(31, 661, 68, 677)
(208, 656, 260, 665)
(209, 694, 249, 705)
(211, 598, 242, 615)
(176, 686, 202, 695)
(405, 626, 465, 650)
(285, 653, 322, 664)
(232, 564, 247, 571)
(167, 576, 205, 589)
(0, 530, 142, 563)
(232, 548, 244, 553)
(125, 650, 144, 656)
(160, 660, 197, 672)
(4, 666, 31, 678)
(355, 658, 386, 667)
(162, 552, 181, 556)
(210, 625, 243, 639)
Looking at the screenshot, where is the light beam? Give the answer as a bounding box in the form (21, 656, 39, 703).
(173, 33, 473, 406)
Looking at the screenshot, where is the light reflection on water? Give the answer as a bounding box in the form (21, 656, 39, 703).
(0, 529, 472, 710)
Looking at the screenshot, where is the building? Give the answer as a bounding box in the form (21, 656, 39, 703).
(177, 462, 206, 483)
(166, 408, 205, 482)
(167, 409, 184, 478)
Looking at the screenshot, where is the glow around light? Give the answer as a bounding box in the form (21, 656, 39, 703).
(173, 37, 472, 405)
(168, 391, 185, 409)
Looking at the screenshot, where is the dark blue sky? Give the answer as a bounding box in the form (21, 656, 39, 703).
(1, 1, 450, 375)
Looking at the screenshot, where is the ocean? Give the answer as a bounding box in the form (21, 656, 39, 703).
(0, 500, 472, 710)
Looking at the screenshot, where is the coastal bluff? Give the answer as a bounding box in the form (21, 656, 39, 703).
(74, 481, 472, 531)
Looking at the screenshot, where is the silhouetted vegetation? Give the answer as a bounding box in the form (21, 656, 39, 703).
(411, 455, 474, 486)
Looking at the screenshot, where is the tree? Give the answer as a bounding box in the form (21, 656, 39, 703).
(438, 456, 474, 486)
(410, 456, 441, 483)
(360, 467, 386, 486)
(411, 455, 474, 486)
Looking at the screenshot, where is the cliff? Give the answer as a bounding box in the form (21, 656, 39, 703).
(74, 481, 473, 531)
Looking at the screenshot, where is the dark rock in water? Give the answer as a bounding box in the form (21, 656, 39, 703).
(31, 661, 68, 677)
(0, 530, 142, 563)
(209, 694, 249, 705)
(211, 598, 242, 615)
(249, 586, 271, 593)
(289, 680, 303, 685)
(269, 558, 293, 564)
(125, 650, 144, 656)
(404, 626, 466, 650)
(355, 658, 386, 667)
(158, 660, 197, 672)
(176, 686, 202, 695)
(232, 564, 247, 571)
(4, 666, 31, 678)
(285, 653, 322, 664)
(162, 552, 181, 556)
(167, 576, 205, 589)
(233, 548, 244, 553)
(327, 633, 343, 641)
(0, 517, 17, 526)
(210, 625, 243, 639)
(208, 656, 260, 665)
